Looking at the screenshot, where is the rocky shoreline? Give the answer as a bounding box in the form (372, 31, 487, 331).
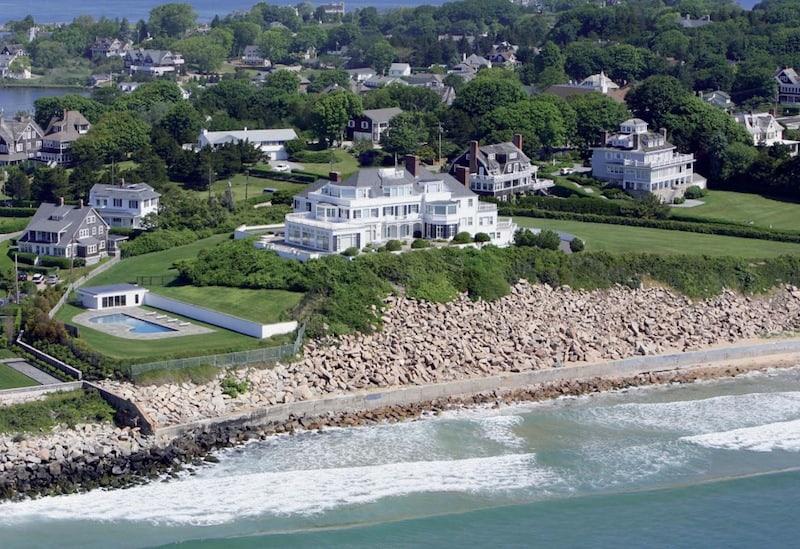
(2, 281, 800, 501)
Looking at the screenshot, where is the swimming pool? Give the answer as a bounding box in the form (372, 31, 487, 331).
(89, 313, 177, 334)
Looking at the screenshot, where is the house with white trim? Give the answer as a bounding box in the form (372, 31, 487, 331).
(38, 110, 91, 167)
(775, 68, 800, 105)
(124, 49, 184, 76)
(346, 108, 402, 144)
(591, 118, 705, 202)
(89, 181, 161, 229)
(282, 155, 516, 254)
(449, 135, 549, 199)
(196, 128, 298, 160)
(0, 116, 43, 166)
(18, 199, 109, 264)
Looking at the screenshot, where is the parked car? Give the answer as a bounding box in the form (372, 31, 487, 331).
(17, 271, 27, 281)
(560, 167, 575, 175)
(262, 187, 278, 194)
(46, 274, 59, 285)
(31, 273, 44, 284)
(272, 163, 290, 172)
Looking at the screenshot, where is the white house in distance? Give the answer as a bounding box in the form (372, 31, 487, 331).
(733, 112, 799, 156)
(281, 155, 516, 255)
(89, 181, 161, 229)
(591, 118, 705, 202)
(196, 128, 298, 160)
(388, 62, 411, 77)
(449, 135, 550, 200)
(18, 199, 109, 264)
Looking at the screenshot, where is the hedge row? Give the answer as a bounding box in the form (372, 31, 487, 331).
(498, 207, 800, 243)
(0, 207, 37, 218)
(120, 229, 198, 257)
(248, 167, 317, 184)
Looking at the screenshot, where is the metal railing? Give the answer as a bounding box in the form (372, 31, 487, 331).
(126, 325, 305, 378)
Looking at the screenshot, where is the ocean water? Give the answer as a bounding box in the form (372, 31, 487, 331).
(2, 366, 799, 548)
(0, 0, 760, 25)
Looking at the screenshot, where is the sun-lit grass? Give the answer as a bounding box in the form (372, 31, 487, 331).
(300, 148, 360, 179)
(0, 364, 38, 390)
(515, 217, 800, 258)
(151, 285, 303, 323)
(671, 190, 800, 232)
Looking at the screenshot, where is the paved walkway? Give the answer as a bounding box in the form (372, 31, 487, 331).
(0, 358, 62, 385)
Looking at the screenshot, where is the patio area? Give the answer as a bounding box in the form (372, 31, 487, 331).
(72, 307, 215, 340)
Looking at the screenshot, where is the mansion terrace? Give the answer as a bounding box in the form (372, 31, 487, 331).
(281, 155, 516, 254)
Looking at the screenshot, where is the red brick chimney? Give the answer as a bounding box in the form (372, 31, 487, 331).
(78, 199, 83, 208)
(329, 171, 342, 182)
(404, 154, 419, 177)
(512, 133, 523, 150)
(455, 165, 470, 187)
(469, 140, 479, 174)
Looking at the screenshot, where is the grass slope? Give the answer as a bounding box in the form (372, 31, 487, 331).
(515, 217, 800, 258)
(671, 191, 800, 232)
(152, 285, 303, 323)
(0, 364, 38, 390)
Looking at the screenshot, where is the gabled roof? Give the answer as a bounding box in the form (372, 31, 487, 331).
(43, 110, 90, 143)
(775, 68, 800, 85)
(359, 108, 403, 124)
(22, 202, 108, 247)
(0, 118, 43, 146)
(199, 128, 298, 145)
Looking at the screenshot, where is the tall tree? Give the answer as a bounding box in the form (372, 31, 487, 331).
(148, 3, 197, 39)
(311, 91, 362, 146)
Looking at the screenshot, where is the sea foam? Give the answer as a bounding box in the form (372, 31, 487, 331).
(681, 419, 800, 453)
(0, 453, 558, 526)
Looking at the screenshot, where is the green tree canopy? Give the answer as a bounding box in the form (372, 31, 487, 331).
(311, 91, 362, 146)
(148, 3, 197, 38)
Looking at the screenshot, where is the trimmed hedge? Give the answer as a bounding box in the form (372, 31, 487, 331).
(120, 229, 198, 257)
(248, 167, 317, 184)
(0, 207, 37, 218)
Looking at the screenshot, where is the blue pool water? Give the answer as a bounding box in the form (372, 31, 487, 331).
(89, 313, 176, 334)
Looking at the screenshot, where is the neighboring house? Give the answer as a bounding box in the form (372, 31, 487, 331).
(0, 52, 30, 79)
(733, 112, 799, 155)
(196, 128, 298, 160)
(487, 42, 519, 66)
(449, 135, 548, 200)
(775, 67, 800, 105)
(699, 90, 734, 111)
(346, 67, 375, 82)
(545, 71, 628, 103)
(18, 199, 110, 265)
(591, 118, 705, 203)
(405, 73, 445, 88)
(388, 63, 412, 77)
(346, 107, 402, 143)
(89, 37, 132, 58)
(118, 81, 142, 93)
(89, 181, 161, 229)
(0, 116, 44, 166)
(362, 75, 406, 89)
(89, 73, 113, 87)
(1, 44, 27, 56)
(321, 1, 345, 16)
(678, 14, 712, 28)
(282, 155, 516, 254)
(242, 45, 270, 67)
(124, 49, 185, 76)
(38, 110, 91, 167)
(448, 54, 492, 82)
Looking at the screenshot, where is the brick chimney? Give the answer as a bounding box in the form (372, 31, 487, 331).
(329, 171, 342, 182)
(469, 140, 479, 174)
(455, 165, 470, 187)
(78, 199, 83, 208)
(512, 133, 523, 151)
(404, 154, 419, 177)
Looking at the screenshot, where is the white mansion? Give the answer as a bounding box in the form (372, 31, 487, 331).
(88, 181, 161, 229)
(591, 118, 705, 202)
(282, 156, 516, 254)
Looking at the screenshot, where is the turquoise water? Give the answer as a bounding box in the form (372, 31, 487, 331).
(90, 313, 176, 334)
(2, 367, 799, 548)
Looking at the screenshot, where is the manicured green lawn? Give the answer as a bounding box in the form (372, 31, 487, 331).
(300, 148, 360, 179)
(515, 217, 800, 258)
(87, 233, 231, 286)
(203, 171, 309, 203)
(0, 363, 38, 390)
(671, 191, 800, 232)
(151, 286, 303, 323)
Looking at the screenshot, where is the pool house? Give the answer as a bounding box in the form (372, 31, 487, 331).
(77, 283, 148, 310)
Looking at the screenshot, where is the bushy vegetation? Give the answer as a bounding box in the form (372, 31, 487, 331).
(684, 186, 708, 199)
(221, 374, 250, 398)
(0, 388, 115, 434)
(451, 232, 473, 244)
(569, 237, 585, 253)
(410, 239, 431, 249)
(515, 228, 561, 250)
(120, 229, 200, 257)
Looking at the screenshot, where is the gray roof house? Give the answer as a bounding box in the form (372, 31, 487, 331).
(0, 116, 44, 166)
(346, 107, 403, 143)
(18, 199, 110, 264)
(89, 181, 161, 229)
(38, 110, 91, 167)
(449, 135, 548, 199)
(276, 155, 516, 256)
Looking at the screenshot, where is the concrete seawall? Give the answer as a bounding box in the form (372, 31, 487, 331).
(155, 337, 800, 440)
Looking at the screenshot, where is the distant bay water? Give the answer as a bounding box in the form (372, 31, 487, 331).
(0, 0, 761, 26)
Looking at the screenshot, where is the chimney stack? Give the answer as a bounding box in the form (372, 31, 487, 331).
(78, 199, 83, 209)
(469, 140, 479, 174)
(329, 171, 342, 182)
(632, 133, 639, 150)
(660, 127, 667, 139)
(512, 133, 523, 151)
(601, 131, 609, 145)
(455, 165, 470, 188)
(404, 154, 419, 177)
(59, 197, 64, 206)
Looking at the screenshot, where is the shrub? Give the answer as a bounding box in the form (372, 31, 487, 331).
(410, 238, 431, 249)
(284, 138, 307, 157)
(120, 229, 198, 257)
(385, 239, 403, 252)
(569, 237, 585, 253)
(473, 232, 491, 243)
(672, 196, 686, 204)
(451, 231, 472, 244)
(341, 246, 360, 257)
(221, 375, 250, 398)
(684, 185, 707, 199)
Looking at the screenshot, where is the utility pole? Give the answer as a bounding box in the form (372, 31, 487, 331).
(438, 123, 443, 166)
(245, 169, 249, 201)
